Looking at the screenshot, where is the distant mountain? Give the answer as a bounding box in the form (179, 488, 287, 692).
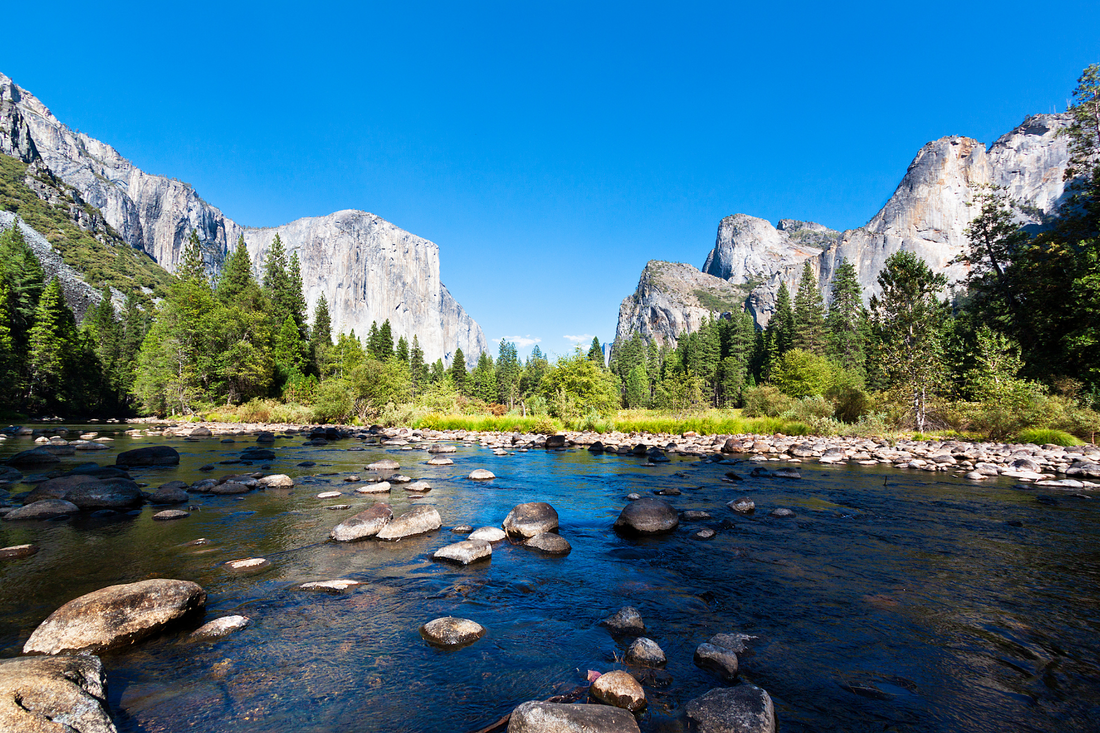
(616, 113, 1072, 345)
(0, 72, 486, 363)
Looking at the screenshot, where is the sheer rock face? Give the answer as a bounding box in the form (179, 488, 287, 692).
(618, 113, 1072, 343)
(615, 261, 750, 347)
(0, 72, 485, 363)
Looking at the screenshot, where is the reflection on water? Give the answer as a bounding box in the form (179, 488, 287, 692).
(2, 428, 1100, 732)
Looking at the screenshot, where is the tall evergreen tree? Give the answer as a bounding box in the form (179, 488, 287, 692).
(377, 320, 394, 360)
(587, 336, 604, 365)
(395, 336, 410, 365)
(766, 282, 795, 359)
(287, 252, 308, 336)
(870, 251, 948, 432)
(0, 281, 16, 408)
(82, 288, 124, 406)
(410, 335, 428, 394)
(624, 364, 649, 408)
(217, 236, 254, 303)
(0, 223, 46, 355)
(27, 279, 81, 411)
(311, 293, 332, 372)
(274, 314, 307, 376)
(496, 340, 521, 408)
(826, 258, 868, 374)
(792, 261, 826, 354)
(451, 347, 467, 393)
(262, 234, 293, 327)
(470, 351, 497, 402)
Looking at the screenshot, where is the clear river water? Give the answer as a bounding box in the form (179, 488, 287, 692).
(1, 427, 1099, 732)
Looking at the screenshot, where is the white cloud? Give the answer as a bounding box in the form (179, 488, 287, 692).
(495, 335, 542, 348)
(563, 334, 595, 344)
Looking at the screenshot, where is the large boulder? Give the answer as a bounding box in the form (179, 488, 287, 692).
(506, 701, 640, 732)
(0, 654, 116, 733)
(7, 447, 60, 467)
(3, 500, 80, 521)
(23, 579, 207, 654)
(331, 503, 394, 541)
(613, 498, 679, 535)
(115, 446, 180, 467)
(64, 480, 143, 510)
(502, 502, 559, 539)
(685, 685, 776, 733)
(21, 475, 98, 504)
(376, 505, 442, 541)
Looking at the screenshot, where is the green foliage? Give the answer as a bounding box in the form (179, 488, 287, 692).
(496, 340, 521, 408)
(0, 155, 172, 303)
(825, 258, 867, 375)
(767, 282, 795, 358)
(541, 349, 621, 419)
(469, 350, 498, 403)
(771, 348, 837, 399)
(624, 364, 649, 408)
(27, 279, 82, 411)
(409, 335, 429, 394)
(741, 385, 795, 417)
(792, 261, 826, 354)
(310, 293, 332, 373)
(1015, 428, 1084, 447)
(450, 347, 467, 393)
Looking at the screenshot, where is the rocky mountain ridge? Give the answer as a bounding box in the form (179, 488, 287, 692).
(0, 71, 486, 363)
(617, 112, 1072, 345)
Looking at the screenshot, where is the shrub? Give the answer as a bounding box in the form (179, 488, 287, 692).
(828, 384, 871, 424)
(771, 349, 837, 398)
(1015, 428, 1085, 447)
(742, 385, 794, 417)
(781, 395, 834, 422)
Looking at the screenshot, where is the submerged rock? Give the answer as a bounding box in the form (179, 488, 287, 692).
(507, 701, 640, 733)
(420, 616, 485, 647)
(728, 497, 755, 514)
(694, 642, 739, 681)
(224, 558, 271, 573)
(0, 654, 116, 733)
(0, 544, 38, 560)
(300, 579, 362, 593)
(23, 579, 206, 654)
(685, 685, 776, 733)
(770, 508, 796, 519)
(331, 503, 395, 542)
(152, 509, 190, 521)
(3, 499, 80, 521)
(115, 446, 180, 467)
(6, 447, 61, 467)
(613, 498, 679, 535)
(590, 669, 646, 712)
(502, 502, 559, 538)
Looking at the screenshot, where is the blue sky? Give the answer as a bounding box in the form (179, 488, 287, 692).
(3, 1, 1098, 358)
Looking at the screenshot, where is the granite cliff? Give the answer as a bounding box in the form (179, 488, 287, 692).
(0, 71, 486, 363)
(618, 112, 1072, 345)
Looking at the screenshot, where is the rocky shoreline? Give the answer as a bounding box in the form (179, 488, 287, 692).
(47, 420, 1100, 489)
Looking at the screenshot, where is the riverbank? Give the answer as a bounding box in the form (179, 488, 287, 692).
(28, 419, 1096, 490)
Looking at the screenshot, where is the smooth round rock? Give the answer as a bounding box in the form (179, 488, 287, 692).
(153, 509, 190, 521)
(682, 510, 713, 521)
(3, 499, 79, 521)
(189, 615, 250, 640)
(0, 544, 38, 560)
(116, 446, 180, 466)
(728, 498, 755, 514)
(150, 486, 189, 504)
(614, 498, 679, 535)
(376, 505, 442, 541)
(368, 459, 400, 471)
(525, 532, 571, 555)
(427, 457, 454, 465)
(420, 616, 485, 648)
(590, 669, 647, 712)
(625, 637, 666, 667)
(468, 526, 507, 543)
(685, 685, 776, 733)
(451, 525, 474, 534)
(432, 539, 492, 565)
(389, 474, 413, 484)
(601, 606, 646, 635)
(210, 482, 250, 495)
(507, 701, 640, 733)
(258, 474, 294, 488)
(23, 579, 206, 654)
(405, 481, 432, 493)
(427, 444, 457, 454)
(317, 491, 343, 499)
(468, 469, 496, 480)
(502, 502, 559, 538)
(694, 642, 739, 681)
(65, 480, 143, 510)
(0, 654, 114, 733)
(355, 482, 391, 494)
(770, 508, 796, 518)
(692, 528, 717, 540)
(330, 503, 393, 541)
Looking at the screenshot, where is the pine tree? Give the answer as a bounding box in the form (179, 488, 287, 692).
(451, 347, 467, 393)
(178, 231, 209, 283)
(587, 336, 603, 365)
(826, 258, 868, 374)
(624, 364, 649, 408)
(0, 280, 15, 409)
(311, 293, 332, 371)
(410, 335, 428, 394)
(496, 340, 521, 408)
(82, 288, 123, 405)
(870, 251, 948, 432)
(429, 358, 446, 384)
(766, 282, 795, 361)
(376, 320, 394, 360)
(262, 234, 293, 327)
(0, 223, 46, 354)
(698, 316, 721, 404)
(287, 252, 308, 337)
(395, 336, 410, 365)
(792, 261, 826, 354)
(274, 314, 307, 375)
(217, 236, 254, 303)
(521, 346, 549, 400)
(470, 351, 497, 402)
(27, 279, 80, 411)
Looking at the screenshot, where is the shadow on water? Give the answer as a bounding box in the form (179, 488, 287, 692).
(2, 428, 1100, 732)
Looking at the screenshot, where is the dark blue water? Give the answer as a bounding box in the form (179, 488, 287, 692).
(2, 429, 1099, 732)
